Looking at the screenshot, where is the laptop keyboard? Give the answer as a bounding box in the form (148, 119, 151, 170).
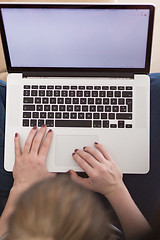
(23, 85, 133, 128)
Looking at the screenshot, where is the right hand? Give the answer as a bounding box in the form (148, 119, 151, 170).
(70, 142, 124, 197)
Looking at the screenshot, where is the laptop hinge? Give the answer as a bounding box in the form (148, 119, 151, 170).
(22, 71, 135, 78)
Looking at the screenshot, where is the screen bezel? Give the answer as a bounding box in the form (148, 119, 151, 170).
(0, 3, 155, 77)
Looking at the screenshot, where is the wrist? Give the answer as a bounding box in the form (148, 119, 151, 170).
(104, 181, 128, 202)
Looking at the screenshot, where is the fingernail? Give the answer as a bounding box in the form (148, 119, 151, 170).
(95, 142, 98, 145)
(42, 124, 46, 128)
(72, 152, 75, 156)
(74, 149, 78, 152)
(83, 146, 86, 150)
(48, 129, 52, 133)
(15, 133, 18, 138)
(33, 126, 37, 130)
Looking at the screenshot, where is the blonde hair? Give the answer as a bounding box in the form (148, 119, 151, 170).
(6, 176, 112, 240)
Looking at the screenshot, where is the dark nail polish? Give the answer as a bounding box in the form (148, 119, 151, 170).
(74, 149, 78, 152)
(72, 153, 75, 156)
(33, 126, 37, 130)
(83, 146, 86, 150)
(15, 133, 18, 138)
(48, 129, 52, 133)
(42, 124, 46, 128)
(95, 142, 98, 145)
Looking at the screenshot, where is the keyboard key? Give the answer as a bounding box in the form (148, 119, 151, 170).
(71, 86, 77, 90)
(97, 106, 104, 112)
(71, 113, 77, 119)
(102, 86, 109, 90)
(110, 124, 117, 128)
(55, 112, 62, 119)
(78, 113, 84, 119)
(109, 113, 115, 119)
(31, 90, 37, 96)
(126, 86, 133, 90)
(86, 86, 93, 90)
(23, 105, 35, 111)
(30, 119, 37, 127)
(24, 85, 30, 89)
(67, 105, 73, 111)
(61, 91, 68, 97)
(113, 106, 119, 112)
(63, 86, 69, 89)
(116, 113, 132, 120)
(55, 85, 62, 89)
(80, 98, 86, 104)
(110, 86, 117, 90)
(90, 106, 96, 112)
(84, 91, 90, 97)
(44, 105, 50, 111)
(73, 98, 79, 104)
(77, 91, 83, 97)
(118, 121, 125, 128)
(79, 86, 85, 90)
(23, 112, 31, 118)
(103, 120, 109, 128)
(122, 91, 132, 97)
(48, 113, 54, 118)
(82, 105, 88, 112)
(38, 119, 44, 127)
(59, 105, 65, 111)
(115, 91, 121, 97)
(55, 120, 92, 127)
(111, 98, 117, 105)
(99, 91, 106, 97)
(101, 113, 107, 119)
(88, 98, 94, 104)
(74, 105, 81, 111)
(35, 98, 41, 104)
(86, 113, 92, 119)
(47, 86, 54, 89)
(58, 98, 64, 104)
(118, 98, 125, 105)
(54, 90, 60, 97)
(46, 90, 53, 96)
(52, 105, 58, 111)
(65, 98, 72, 104)
(69, 91, 75, 97)
(24, 90, 30, 96)
(40, 112, 46, 118)
(93, 120, 101, 128)
(23, 97, 33, 104)
(32, 112, 39, 118)
(50, 98, 56, 104)
(120, 106, 127, 112)
(107, 91, 113, 97)
(94, 86, 101, 90)
(42, 98, 49, 104)
(39, 90, 45, 96)
(105, 106, 111, 112)
(93, 113, 100, 119)
(92, 91, 98, 97)
(46, 120, 54, 127)
(63, 113, 69, 119)
(36, 105, 43, 111)
(96, 98, 102, 104)
(103, 98, 109, 105)
(23, 119, 29, 127)
(32, 85, 38, 89)
(39, 85, 46, 89)
(126, 124, 132, 128)
(118, 86, 124, 90)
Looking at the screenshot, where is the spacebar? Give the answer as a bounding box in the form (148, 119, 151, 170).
(55, 120, 92, 127)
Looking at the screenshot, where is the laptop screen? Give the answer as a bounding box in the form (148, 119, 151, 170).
(0, 4, 154, 77)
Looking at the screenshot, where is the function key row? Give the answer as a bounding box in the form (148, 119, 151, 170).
(24, 85, 133, 91)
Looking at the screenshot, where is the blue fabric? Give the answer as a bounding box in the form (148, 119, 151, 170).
(0, 75, 160, 221)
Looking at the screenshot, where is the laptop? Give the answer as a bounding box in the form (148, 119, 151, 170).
(0, 3, 154, 173)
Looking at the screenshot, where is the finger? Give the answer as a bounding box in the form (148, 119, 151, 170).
(75, 149, 100, 168)
(72, 152, 94, 176)
(94, 142, 113, 161)
(83, 146, 106, 164)
(23, 127, 38, 154)
(14, 133, 22, 159)
(38, 129, 53, 160)
(69, 170, 92, 189)
(30, 125, 47, 154)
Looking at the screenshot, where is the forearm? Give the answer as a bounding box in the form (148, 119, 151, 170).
(105, 183, 151, 240)
(0, 187, 20, 237)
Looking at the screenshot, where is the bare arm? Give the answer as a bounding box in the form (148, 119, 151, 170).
(0, 125, 55, 237)
(70, 143, 151, 240)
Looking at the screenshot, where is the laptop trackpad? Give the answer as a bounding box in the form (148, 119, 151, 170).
(55, 135, 98, 166)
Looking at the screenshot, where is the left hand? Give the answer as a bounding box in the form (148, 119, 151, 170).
(13, 125, 56, 193)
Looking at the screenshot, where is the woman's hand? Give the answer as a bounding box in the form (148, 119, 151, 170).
(13, 125, 56, 193)
(70, 142, 124, 197)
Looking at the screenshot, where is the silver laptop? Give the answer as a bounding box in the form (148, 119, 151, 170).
(0, 3, 154, 173)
